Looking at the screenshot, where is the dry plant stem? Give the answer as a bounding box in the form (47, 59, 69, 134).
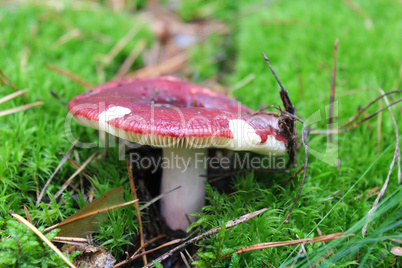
(0, 101, 43, 117)
(0, 89, 29, 104)
(45, 64, 94, 89)
(127, 161, 147, 265)
(328, 39, 339, 143)
(362, 88, 401, 237)
(222, 232, 353, 260)
(44, 199, 138, 233)
(9, 211, 76, 268)
(54, 152, 97, 199)
(36, 138, 79, 207)
(143, 208, 268, 268)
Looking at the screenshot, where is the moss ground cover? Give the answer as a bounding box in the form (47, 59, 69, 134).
(0, 0, 400, 266)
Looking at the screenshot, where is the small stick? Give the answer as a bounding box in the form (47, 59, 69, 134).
(9, 211, 76, 268)
(127, 161, 147, 265)
(328, 39, 339, 143)
(45, 64, 94, 89)
(280, 165, 305, 188)
(37, 139, 79, 206)
(0, 101, 43, 117)
(65, 158, 98, 190)
(54, 152, 97, 199)
(0, 89, 29, 104)
(144, 208, 268, 267)
(44, 199, 138, 233)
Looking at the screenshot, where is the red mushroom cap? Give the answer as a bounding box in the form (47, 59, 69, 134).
(68, 76, 287, 155)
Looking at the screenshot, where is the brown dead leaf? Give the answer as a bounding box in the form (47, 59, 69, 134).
(64, 244, 115, 268)
(56, 186, 125, 237)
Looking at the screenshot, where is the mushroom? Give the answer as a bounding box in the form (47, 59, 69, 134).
(68, 76, 287, 231)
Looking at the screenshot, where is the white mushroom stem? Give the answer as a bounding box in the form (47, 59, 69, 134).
(160, 147, 208, 231)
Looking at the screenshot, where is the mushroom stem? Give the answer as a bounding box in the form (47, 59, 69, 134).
(160, 147, 208, 231)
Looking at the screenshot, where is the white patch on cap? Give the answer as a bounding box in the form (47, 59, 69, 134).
(228, 119, 286, 155)
(98, 106, 131, 135)
(228, 119, 261, 150)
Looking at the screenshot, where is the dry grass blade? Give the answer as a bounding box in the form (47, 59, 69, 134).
(0, 89, 29, 104)
(54, 152, 97, 199)
(144, 208, 268, 267)
(0, 101, 43, 117)
(362, 88, 400, 237)
(0, 68, 19, 91)
(9, 211, 76, 268)
(114, 38, 147, 80)
(36, 138, 79, 207)
(125, 51, 189, 79)
(127, 161, 147, 265)
(222, 232, 353, 259)
(180, 252, 191, 268)
(103, 24, 144, 67)
(328, 39, 338, 143)
(140, 186, 181, 211)
(45, 64, 94, 89)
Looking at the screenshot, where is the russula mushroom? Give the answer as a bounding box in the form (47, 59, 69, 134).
(68, 76, 287, 231)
